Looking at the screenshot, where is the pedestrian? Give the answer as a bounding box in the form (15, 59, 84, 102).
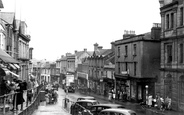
(160, 96, 165, 111)
(148, 94, 153, 107)
(119, 91, 122, 100)
(16, 80, 25, 110)
(165, 96, 171, 110)
(113, 91, 116, 100)
(108, 90, 112, 101)
(11, 80, 25, 111)
(156, 95, 161, 110)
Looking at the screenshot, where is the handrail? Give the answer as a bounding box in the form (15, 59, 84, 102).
(0, 84, 44, 115)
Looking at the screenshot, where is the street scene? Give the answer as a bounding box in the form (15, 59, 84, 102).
(1, 0, 184, 115)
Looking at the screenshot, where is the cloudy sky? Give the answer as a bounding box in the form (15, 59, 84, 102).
(1, 0, 161, 61)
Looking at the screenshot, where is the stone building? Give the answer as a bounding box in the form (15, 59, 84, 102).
(88, 43, 114, 95)
(159, 0, 184, 111)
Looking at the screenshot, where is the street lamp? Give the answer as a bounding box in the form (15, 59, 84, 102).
(145, 85, 148, 105)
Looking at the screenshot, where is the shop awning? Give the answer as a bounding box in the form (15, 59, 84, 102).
(0, 67, 19, 77)
(0, 48, 19, 63)
(9, 71, 19, 77)
(9, 63, 17, 70)
(13, 64, 20, 69)
(0, 67, 10, 76)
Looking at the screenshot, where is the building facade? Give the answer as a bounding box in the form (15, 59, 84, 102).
(17, 20, 31, 81)
(114, 25, 161, 102)
(88, 43, 114, 95)
(50, 63, 60, 83)
(159, 0, 184, 111)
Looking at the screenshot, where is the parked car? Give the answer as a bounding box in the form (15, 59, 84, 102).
(77, 96, 96, 101)
(68, 86, 75, 93)
(99, 108, 137, 115)
(70, 99, 99, 115)
(65, 86, 75, 93)
(90, 104, 125, 115)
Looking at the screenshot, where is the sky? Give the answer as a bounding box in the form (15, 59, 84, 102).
(1, 0, 161, 61)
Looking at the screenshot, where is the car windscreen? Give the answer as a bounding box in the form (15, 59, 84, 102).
(117, 106, 125, 108)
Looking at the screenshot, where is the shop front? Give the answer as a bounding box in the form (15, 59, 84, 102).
(77, 72, 88, 89)
(100, 78, 114, 97)
(129, 77, 156, 103)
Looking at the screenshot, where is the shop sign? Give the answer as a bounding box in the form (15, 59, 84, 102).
(77, 72, 88, 79)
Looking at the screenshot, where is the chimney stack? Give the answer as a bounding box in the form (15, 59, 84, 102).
(98, 46, 103, 50)
(84, 48, 87, 52)
(123, 30, 136, 39)
(151, 23, 161, 40)
(111, 42, 115, 52)
(94, 43, 99, 51)
(75, 50, 77, 54)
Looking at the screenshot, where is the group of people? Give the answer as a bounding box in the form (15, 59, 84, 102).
(0, 77, 39, 111)
(107, 89, 128, 101)
(146, 94, 172, 111)
(45, 84, 58, 104)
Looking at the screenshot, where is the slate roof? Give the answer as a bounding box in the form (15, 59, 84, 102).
(0, 12, 15, 24)
(93, 49, 111, 57)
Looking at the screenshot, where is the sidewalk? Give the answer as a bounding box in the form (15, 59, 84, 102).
(77, 91, 184, 115)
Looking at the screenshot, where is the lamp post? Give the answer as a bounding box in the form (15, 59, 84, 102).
(145, 85, 148, 105)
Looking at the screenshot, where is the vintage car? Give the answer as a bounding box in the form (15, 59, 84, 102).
(90, 103, 125, 115)
(99, 108, 137, 115)
(68, 86, 75, 93)
(77, 96, 96, 101)
(70, 99, 99, 115)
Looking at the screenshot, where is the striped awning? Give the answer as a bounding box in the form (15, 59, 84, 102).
(0, 49, 19, 63)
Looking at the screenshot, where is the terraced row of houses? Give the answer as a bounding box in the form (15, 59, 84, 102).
(55, 0, 184, 111)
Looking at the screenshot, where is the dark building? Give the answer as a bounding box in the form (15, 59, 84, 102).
(114, 24, 161, 102)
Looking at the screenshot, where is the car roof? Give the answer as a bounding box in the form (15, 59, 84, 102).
(77, 99, 98, 103)
(101, 108, 136, 114)
(92, 103, 123, 107)
(78, 96, 95, 99)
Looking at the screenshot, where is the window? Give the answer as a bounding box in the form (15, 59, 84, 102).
(118, 62, 120, 74)
(133, 44, 137, 56)
(171, 13, 174, 28)
(99, 112, 108, 115)
(180, 7, 183, 26)
(125, 62, 128, 71)
(180, 43, 183, 63)
(118, 47, 120, 58)
(167, 45, 172, 63)
(166, 14, 170, 29)
(125, 45, 128, 57)
(134, 62, 137, 76)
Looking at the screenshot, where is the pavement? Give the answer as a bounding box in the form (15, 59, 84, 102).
(32, 88, 70, 115)
(76, 90, 184, 115)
